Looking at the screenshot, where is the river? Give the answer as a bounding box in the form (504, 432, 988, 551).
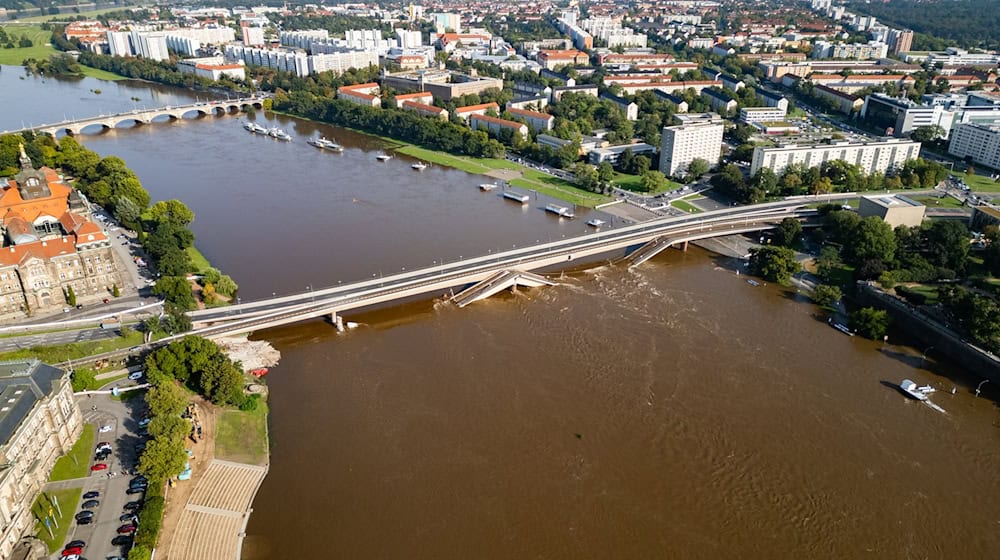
(4, 68, 999, 559)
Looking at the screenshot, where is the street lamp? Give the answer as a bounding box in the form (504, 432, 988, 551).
(975, 379, 989, 397)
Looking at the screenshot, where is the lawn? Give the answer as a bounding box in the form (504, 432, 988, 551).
(49, 424, 95, 481)
(896, 283, 940, 305)
(32, 487, 82, 554)
(671, 199, 703, 213)
(0, 329, 144, 365)
(911, 195, 965, 208)
(186, 245, 212, 273)
(215, 398, 269, 466)
(612, 171, 681, 194)
(0, 24, 55, 65)
(17, 7, 126, 22)
(395, 145, 520, 173)
(957, 171, 1000, 193)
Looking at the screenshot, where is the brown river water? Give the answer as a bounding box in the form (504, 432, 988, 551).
(4, 69, 998, 559)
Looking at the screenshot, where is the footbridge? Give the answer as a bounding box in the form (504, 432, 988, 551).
(184, 195, 852, 337)
(1, 96, 269, 136)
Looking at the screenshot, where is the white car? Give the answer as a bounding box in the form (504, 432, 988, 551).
(98, 425, 113, 433)
(128, 371, 144, 381)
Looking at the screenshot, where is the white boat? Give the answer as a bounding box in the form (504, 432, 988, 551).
(545, 203, 575, 219)
(376, 153, 392, 162)
(411, 162, 427, 171)
(273, 131, 291, 141)
(479, 183, 498, 191)
(242, 121, 255, 131)
(898, 379, 931, 401)
(746, 279, 760, 287)
(309, 137, 340, 151)
(247, 123, 267, 134)
(586, 218, 606, 228)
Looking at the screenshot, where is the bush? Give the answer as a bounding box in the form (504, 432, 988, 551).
(239, 394, 259, 411)
(850, 307, 890, 340)
(128, 545, 152, 560)
(811, 284, 842, 309)
(133, 494, 164, 549)
(70, 368, 97, 392)
(895, 285, 928, 305)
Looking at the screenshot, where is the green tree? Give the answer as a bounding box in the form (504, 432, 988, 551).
(597, 161, 614, 184)
(845, 216, 897, 267)
(114, 195, 142, 231)
(685, 158, 710, 182)
(138, 436, 188, 481)
(640, 170, 668, 193)
(145, 381, 187, 418)
(157, 247, 192, 277)
(923, 220, 969, 272)
(748, 246, 801, 285)
(148, 414, 189, 443)
(816, 246, 843, 283)
(65, 285, 76, 307)
(215, 275, 239, 297)
(201, 268, 222, 286)
(773, 217, 803, 247)
(573, 162, 599, 192)
(112, 284, 120, 297)
(984, 226, 1000, 277)
(850, 307, 890, 340)
(152, 277, 195, 311)
(71, 367, 97, 392)
(147, 199, 195, 227)
(910, 124, 945, 143)
(811, 284, 842, 309)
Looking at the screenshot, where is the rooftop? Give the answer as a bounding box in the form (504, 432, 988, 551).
(0, 360, 66, 447)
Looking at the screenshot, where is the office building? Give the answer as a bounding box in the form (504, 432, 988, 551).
(750, 138, 921, 176)
(430, 13, 461, 33)
(948, 123, 1000, 170)
(659, 113, 724, 177)
(739, 107, 788, 123)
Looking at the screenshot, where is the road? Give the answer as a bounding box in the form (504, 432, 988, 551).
(0, 326, 119, 352)
(47, 389, 148, 560)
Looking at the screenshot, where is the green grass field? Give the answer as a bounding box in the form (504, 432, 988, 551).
(671, 199, 703, 213)
(911, 195, 966, 208)
(32, 487, 82, 553)
(215, 398, 269, 465)
(957, 171, 1000, 192)
(0, 24, 124, 79)
(395, 145, 521, 173)
(50, 424, 95, 481)
(0, 329, 144, 364)
(186, 245, 212, 273)
(16, 7, 126, 22)
(612, 171, 681, 194)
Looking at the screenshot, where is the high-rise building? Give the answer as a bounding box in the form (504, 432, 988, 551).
(106, 30, 131, 56)
(948, 123, 1000, 170)
(887, 29, 913, 55)
(659, 113, 724, 177)
(242, 25, 265, 47)
(396, 29, 422, 48)
(129, 31, 168, 61)
(430, 13, 461, 33)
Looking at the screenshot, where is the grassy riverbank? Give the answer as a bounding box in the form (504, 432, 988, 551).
(215, 397, 269, 465)
(0, 24, 126, 79)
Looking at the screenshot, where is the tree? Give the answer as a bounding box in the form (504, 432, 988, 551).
(597, 161, 614, 184)
(147, 199, 195, 227)
(910, 124, 945, 143)
(145, 381, 188, 418)
(640, 170, 668, 193)
(773, 217, 803, 247)
(157, 247, 192, 277)
(71, 367, 97, 392)
(748, 246, 801, 285)
(216, 275, 239, 297)
(923, 220, 969, 272)
(816, 246, 843, 283)
(573, 163, 599, 192)
(148, 414, 189, 443)
(811, 284, 842, 309)
(151, 277, 195, 311)
(984, 225, 1000, 277)
(850, 307, 890, 340)
(112, 284, 120, 297)
(114, 196, 142, 231)
(65, 285, 76, 307)
(845, 216, 897, 267)
(138, 436, 188, 481)
(685, 158, 709, 182)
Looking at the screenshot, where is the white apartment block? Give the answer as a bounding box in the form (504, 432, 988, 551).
(130, 31, 168, 61)
(948, 124, 1000, 170)
(812, 40, 888, 60)
(106, 30, 130, 57)
(751, 138, 921, 176)
(163, 27, 235, 55)
(659, 113, 724, 177)
(396, 29, 422, 48)
(579, 16, 647, 48)
(739, 106, 788, 123)
(279, 30, 330, 50)
(224, 44, 376, 77)
(926, 47, 1000, 67)
(242, 26, 265, 46)
(430, 12, 461, 33)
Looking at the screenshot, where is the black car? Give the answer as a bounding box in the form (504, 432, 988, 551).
(123, 501, 142, 511)
(77, 516, 94, 525)
(65, 540, 85, 549)
(74, 511, 94, 520)
(111, 535, 133, 547)
(82, 499, 100, 509)
(129, 479, 147, 488)
(120, 513, 138, 522)
(125, 487, 145, 495)
(82, 491, 100, 500)
(130, 476, 147, 486)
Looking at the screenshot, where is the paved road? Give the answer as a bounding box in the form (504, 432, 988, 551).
(0, 327, 119, 352)
(47, 390, 149, 560)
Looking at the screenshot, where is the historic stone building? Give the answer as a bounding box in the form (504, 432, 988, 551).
(0, 146, 123, 320)
(0, 360, 82, 560)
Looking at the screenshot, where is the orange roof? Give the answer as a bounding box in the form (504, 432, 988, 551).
(471, 114, 526, 129)
(402, 101, 447, 114)
(195, 63, 244, 71)
(455, 102, 499, 113)
(1, 167, 73, 223)
(539, 49, 586, 59)
(396, 92, 434, 101)
(507, 107, 553, 120)
(0, 237, 78, 267)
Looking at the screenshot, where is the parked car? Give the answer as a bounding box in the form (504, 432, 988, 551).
(90, 463, 108, 472)
(126, 487, 145, 495)
(96, 442, 112, 451)
(119, 513, 137, 522)
(82, 491, 99, 500)
(138, 417, 151, 428)
(98, 424, 113, 433)
(111, 535, 133, 547)
(81, 500, 100, 509)
(61, 546, 82, 556)
(123, 501, 142, 511)
(74, 511, 94, 521)
(65, 540, 85, 549)
(116, 524, 137, 534)
(128, 371, 144, 381)
(76, 517, 93, 525)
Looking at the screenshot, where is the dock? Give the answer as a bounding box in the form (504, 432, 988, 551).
(502, 191, 530, 203)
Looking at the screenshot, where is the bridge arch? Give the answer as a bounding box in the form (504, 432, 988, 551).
(112, 117, 146, 129)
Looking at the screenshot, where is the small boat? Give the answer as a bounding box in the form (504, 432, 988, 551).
(242, 121, 255, 131)
(586, 218, 606, 228)
(828, 317, 854, 336)
(545, 203, 575, 219)
(898, 379, 930, 401)
(250, 368, 269, 378)
(376, 153, 392, 162)
(247, 122, 267, 134)
(479, 183, 498, 191)
(411, 161, 427, 171)
(746, 279, 760, 287)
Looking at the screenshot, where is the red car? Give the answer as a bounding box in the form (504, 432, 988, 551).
(62, 547, 82, 556)
(90, 463, 108, 472)
(117, 524, 137, 534)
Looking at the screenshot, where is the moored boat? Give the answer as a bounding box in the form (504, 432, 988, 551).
(828, 317, 854, 336)
(247, 123, 267, 134)
(544, 203, 575, 219)
(898, 379, 930, 401)
(376, 153, 392, 162)
(586, 218, 606, 227)
(411, 161, 427, 171)
(250, 368, 269, 378)
(502, 190, 529, 203)
(479, 182, 498, 191)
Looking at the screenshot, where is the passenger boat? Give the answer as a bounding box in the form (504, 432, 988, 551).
(898, 379, 934, 401)
(247, 122, 267, 134)
(376, 153, 392, 162)
(309, 137, 341, 151)
(326, 138, 344, 152)
(411, 161, 427, 171)
(479, 183, 498, 191)
(586, 218, 606, 227)
(828, 317, 854, 336)
(544, 203, 575, 219)
(242, 121, 255, 131)
(268, 128, 291, 141)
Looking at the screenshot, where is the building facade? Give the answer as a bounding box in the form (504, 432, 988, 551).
(659, 114, 724, 177)
(751, 139, 921, 176)
(948, 123, 1000, 171)
(0, 360, 83, 560)
(0, 148, 124, 320)
(859, 195, 926, 228)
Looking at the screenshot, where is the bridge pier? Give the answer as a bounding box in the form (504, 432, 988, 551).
(681, 241, 688, 252)
(327, 312, 345, 332)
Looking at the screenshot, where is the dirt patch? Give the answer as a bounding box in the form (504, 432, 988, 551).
(157, 396, 217, 560)
(215, 336, 281, 372)
(484, 169, 522, 181)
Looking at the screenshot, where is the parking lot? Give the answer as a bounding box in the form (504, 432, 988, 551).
(48, 391, 150, 560)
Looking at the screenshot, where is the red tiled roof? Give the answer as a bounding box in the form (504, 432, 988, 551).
(455, 102, 499, 113)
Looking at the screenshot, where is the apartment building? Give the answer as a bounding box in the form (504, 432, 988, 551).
(750, 139, 921, 176)
(659, 113, 725, 177)
(948, 123, 1000, 170)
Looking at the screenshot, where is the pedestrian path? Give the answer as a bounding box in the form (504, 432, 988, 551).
(166, 460, 268, 560)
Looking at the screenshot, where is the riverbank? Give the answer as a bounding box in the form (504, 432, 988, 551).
(270, 109, 613, 208)
(0, 29, 125, 79)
